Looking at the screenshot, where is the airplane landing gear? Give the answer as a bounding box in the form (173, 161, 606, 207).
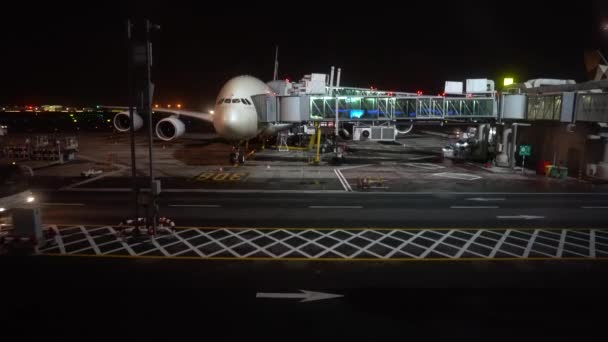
(230, 144, 246, 164)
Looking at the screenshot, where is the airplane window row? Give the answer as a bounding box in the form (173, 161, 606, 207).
(216, 98, 253, 105)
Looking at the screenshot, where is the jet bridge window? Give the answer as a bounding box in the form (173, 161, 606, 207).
(224, 99, 231, 104)
(232, 99, 241, 103)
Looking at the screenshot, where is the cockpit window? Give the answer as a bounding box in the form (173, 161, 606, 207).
(217, 98, 224, 104)
(232, 99, 241, 103)
(241, 99, 250, 105)
(224, 99, 231, 104)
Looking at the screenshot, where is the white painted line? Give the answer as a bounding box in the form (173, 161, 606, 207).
(454, 230, 484, 258)
(105, 226, 135, 255)
(334, 169, 352, 192)
(432, 172, 481, 181)
(581, 206, 608, 209)
(60, 168, 126, 190)
(497, 215, 544, 220)
(405, 162, 445, 170)
(80, 226, 101, 255)
(467, 197, 505, 202)
(420, 230, 455, 258)
(308, 206, 363, 209)
(52, 225, 66, 254)
(173, 234, 205, 258)
(408, 155, 435, 161)
(489, 229, 512, 258)
(523, 230, 540, 257)
(451, 206, 499, 209)
(334, 169, 348, 191)
(150, 238, 170, 257)
(62, 188, 608, 195)
(590, 230, 596, 258)
(169, 204, 221, 208)
(556, 230, 567, 258)
(338, 164, 372, 171)
(42, 203, 85, 206)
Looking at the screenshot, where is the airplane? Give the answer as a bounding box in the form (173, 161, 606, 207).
(111, 75, 292, 164)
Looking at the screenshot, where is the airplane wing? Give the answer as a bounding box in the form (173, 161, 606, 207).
(153, 109, 213, 123)
(104, 106, 213, 124)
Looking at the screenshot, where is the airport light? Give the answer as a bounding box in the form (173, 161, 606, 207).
(0, 208, 5, 212)
(154, 104, 159, 108)
(26, 196, 35, 203)
(209, 110, 215, 114)
(503, 77, 514, 86)
(177, 104, 182, 109)
(167, 104, 171, 108)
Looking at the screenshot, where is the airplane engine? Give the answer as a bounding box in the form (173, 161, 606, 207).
(396, 122, 414, 135)
(113, 111, 143, 132)
(156, 116, 186, 141)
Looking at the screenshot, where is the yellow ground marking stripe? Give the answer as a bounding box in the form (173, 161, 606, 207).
(44, 253, 608, 262)
(45, 224, 608, 232)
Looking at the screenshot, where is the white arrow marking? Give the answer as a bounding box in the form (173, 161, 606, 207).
(466, 197, 506, 202)
(497, 215, 545, 220)
(256, 290, 343, 302)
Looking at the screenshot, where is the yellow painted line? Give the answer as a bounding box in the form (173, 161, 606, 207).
(44, 253, 608, 262)
(169, 226, 608, 231)
(43, 224, 608, 232)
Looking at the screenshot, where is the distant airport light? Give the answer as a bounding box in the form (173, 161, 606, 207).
(106, 119, 111, 122)
(416, 90, 423, 96)
(167, 104, 171, 108)
(209, 110, 215, 114)
(503, 77, 514, 86)
(0, 208, 5, 212)
(26, 196, 35, 203)
(154, 104, 159, 108)
(177, 104, 182, 109)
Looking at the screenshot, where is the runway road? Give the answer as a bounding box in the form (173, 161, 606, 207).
(5, 189, 608, 339)
(37, 190, 608, 228)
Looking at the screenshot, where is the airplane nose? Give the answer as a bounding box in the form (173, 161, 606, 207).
(213, 106, 256, 140)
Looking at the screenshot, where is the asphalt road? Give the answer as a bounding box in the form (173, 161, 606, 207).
(6, 189, 608, 339)
(37, 190, 608, 228)
(3, 256, 608, 339)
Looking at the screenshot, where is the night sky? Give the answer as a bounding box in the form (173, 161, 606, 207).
(1, 1, 606, 110)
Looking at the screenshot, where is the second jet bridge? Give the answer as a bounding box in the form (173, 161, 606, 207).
(252, 92, 498, 124)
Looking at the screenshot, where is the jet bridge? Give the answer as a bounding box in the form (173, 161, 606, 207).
(253, 92, 498, 124)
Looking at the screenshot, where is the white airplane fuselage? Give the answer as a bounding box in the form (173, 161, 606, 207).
(212, 75, 274, 141)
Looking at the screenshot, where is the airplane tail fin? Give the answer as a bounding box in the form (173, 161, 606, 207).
(273, 46, 279, 81)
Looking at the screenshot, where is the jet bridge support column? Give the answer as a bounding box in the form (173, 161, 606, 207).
(312, 122, 322, 165)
